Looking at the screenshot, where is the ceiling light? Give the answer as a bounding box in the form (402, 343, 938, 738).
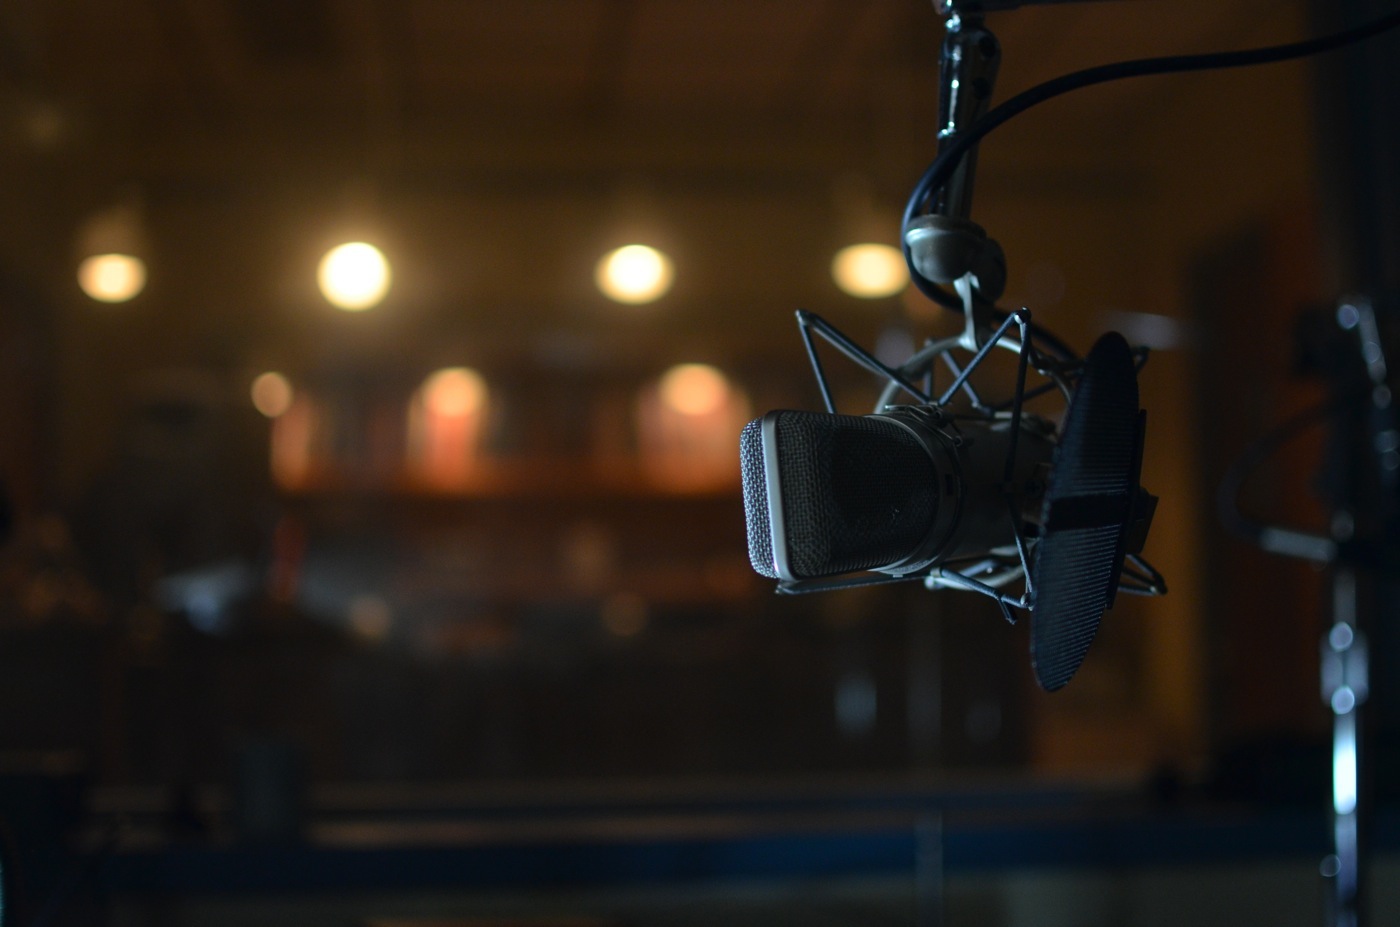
(596, 244, 674, 304)
(78, 253, 146, 303)
(831, 243, 908, 299)
(318, 241, 391, 311)
(76, 197, 150, 304)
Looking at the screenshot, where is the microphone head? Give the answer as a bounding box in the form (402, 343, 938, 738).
(1030, 331, 1144, 691)
(737, 308, 1164, 693)
(740, 410, 941, 582)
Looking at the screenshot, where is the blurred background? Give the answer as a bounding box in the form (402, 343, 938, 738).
(0, 0, 1397, 924)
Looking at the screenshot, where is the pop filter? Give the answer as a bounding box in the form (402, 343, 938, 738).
(1030, 331, 1147, 691)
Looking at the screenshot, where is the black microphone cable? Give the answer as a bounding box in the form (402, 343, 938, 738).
(905, 8, 1400, 320)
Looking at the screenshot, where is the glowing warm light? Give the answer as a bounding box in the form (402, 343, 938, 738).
(596, 244, 673, 304)
(831, 243, 908, 298)
(659, 363, 729, 416)
(601, 592, 649, 638)
(422, 367, 487, 418)
(270, 396, 316, 489)
(318, 241, 391, 310)
(638, 365, 750, 491)
(250, 371, 294, 418)
(78, 253, 146, 303)
(348, 594, 393, 643)
(409, 367, 490, 489)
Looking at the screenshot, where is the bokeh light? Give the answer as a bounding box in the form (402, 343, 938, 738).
(659, 363, 729, 416)
(831, 242, 907, 298)
(601, 592, 649, 638)
(250, 371, 294, 418)
(595, 244, 674, 304)
(77, 253, 146, 303)
(318, 241, 391, 310)
(347, 594, 393, 643)
(422, 367, 487, 418)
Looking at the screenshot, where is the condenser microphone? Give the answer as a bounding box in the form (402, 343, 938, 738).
(740, 317, 1163, 691)
(741, 406, 1054, 583)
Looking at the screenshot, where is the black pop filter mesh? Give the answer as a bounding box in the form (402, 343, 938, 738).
(740, 410, 939, 580)
(1031, 332, 1140, 691)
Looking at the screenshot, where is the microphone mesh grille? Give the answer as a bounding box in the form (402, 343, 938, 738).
(740, 418, 778, 578)
(768, 411, 938, 579)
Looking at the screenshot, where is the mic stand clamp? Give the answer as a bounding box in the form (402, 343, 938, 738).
(905, 216, 1007, 319)
(905, 2, 1007, 350)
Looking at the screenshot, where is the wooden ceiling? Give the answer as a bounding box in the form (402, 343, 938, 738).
(9, 0, 1299, 185)
(0, 0, 1310, 385)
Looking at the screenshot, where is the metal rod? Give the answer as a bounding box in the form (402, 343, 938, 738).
(1003, 312, 1036, 595)
(797, 310, 932, 408)
(940, 353, 987, 410)
(932, 14, 1000, 219)
(925, 568, 1021, 623)
(938, 309, 1020, 405)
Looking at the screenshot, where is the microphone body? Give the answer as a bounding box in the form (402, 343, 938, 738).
(742, 406, 1055, 584)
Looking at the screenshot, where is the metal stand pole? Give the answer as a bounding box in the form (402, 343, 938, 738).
(1317, 294, 1396, 927)
(1322, 564, 1367, 927)
(1234, 296, 1395, 926)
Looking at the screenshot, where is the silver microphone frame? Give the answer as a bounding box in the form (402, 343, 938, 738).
(787, 307, 1165, 622)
